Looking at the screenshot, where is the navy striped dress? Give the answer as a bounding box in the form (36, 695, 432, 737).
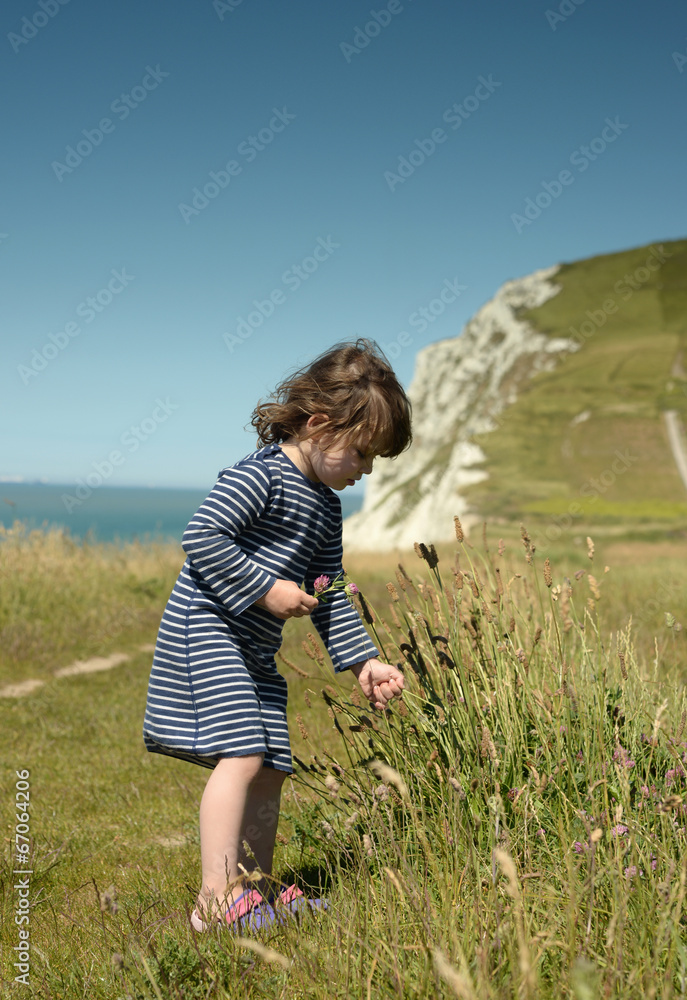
(142, 443, 378, 773)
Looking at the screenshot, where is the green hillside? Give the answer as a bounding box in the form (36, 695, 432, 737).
(464, 238, 687, 529)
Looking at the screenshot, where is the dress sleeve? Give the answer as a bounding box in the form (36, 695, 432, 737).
(181, 462, 277, 616)
(305, 502, 378, 673)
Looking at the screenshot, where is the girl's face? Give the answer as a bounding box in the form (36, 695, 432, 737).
(309, 432, 376, 491)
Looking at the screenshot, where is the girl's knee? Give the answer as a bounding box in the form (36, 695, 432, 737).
(216, 753, 265, 782)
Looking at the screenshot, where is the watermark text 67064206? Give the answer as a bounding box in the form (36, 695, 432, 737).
(13, 769, 32, 986)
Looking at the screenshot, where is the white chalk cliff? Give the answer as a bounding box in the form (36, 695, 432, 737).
(343, 265, 579, 551)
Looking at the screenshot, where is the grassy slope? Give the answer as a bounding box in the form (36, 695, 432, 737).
(464, 238, 687, 524)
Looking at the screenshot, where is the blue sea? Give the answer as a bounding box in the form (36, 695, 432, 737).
(0, 483, 363, 544)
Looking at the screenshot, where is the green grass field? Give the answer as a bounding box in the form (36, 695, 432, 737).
(1, 522, 687, 998)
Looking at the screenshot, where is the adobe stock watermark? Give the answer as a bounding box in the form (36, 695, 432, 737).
(339, 0, 413, 62)
(545, 0, 587, 31)
(381, 277, 467, 361)
(384, 75, 501, 192)
(178, 107, 296, 224)
(534, 448, 639, 552)
(8, 0, 70, 54)
(223, 236, 339, 353)
(566, 244, 672, 348)
(13, 769, 32, 986)
(213, 0, 245, 18)
(673, 38, 687, 73)
(17, 268, 135, 385)
(51, 66, 170, 181)
(61, 398, 178, 512)
(510, 116, 628, 233)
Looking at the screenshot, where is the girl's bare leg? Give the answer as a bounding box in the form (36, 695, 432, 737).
(238, 766, 287, 884)
(197, 753, 265, 918)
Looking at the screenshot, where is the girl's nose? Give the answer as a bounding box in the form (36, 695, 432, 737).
(361, 455, 373, 475)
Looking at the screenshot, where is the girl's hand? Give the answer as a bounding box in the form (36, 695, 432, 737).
(254, 579, 319, 620)
(350, 658, 405, 710)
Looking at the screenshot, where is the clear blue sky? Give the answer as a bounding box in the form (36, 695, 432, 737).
(2, 0, 685, 490)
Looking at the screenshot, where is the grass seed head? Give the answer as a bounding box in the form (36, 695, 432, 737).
(544, 559, 552, 588)
(454, 516, 464, 542)
(297, 713, 309, 741)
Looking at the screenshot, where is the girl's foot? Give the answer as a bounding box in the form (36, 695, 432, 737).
(191, 888, 277, 932)
(272, 883, 328, 914)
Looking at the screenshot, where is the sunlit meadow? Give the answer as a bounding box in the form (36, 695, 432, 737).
(1, 519, 686, 998)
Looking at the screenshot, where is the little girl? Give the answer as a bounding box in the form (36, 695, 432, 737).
(142, 339, 412, 931)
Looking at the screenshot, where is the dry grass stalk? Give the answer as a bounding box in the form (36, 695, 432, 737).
(235, 938, 291, 971)
(369, 759, 409, 799)
(493, 849, 535, 996)
(307, 632, 325, 665)
(543, 559, 552, 588)
(277, 651, 309, 678)
(454, 516, 465, 543)
(432, 948, 477, 1000)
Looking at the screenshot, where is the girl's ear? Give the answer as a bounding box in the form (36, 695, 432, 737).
(305, 413, 330, 438)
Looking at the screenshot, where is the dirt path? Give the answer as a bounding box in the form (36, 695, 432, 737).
(664, 410, 687, 495)
(0, 645, 155, 698)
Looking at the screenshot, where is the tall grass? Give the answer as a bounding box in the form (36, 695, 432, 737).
(294, 527, 687, 996)
(1, 521, 686, 998)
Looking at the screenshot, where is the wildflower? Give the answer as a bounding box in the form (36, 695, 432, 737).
(507, 787, 519, 802)
(313, 572, 360, 605)
(624, 865, 642, 879)
(613, 746, 635, 769)
(610, 824, 628, 838)
(573, 841, 586, 854)
(665, 766, 685, 788)
(651, 855, 658, 871)
(536, 828, 545, 840)
(576, 750, 584, 762)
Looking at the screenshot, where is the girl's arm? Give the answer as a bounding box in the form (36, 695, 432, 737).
(181, 461, 277, 616)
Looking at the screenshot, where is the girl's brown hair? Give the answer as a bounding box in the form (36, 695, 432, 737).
(251, 339, 412, 458)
